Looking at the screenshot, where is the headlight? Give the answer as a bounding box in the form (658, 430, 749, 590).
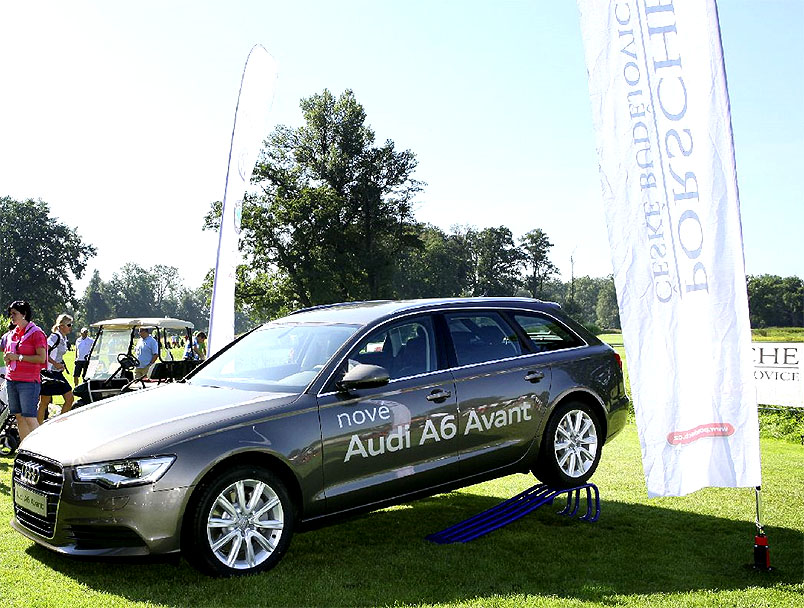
(74, 456, 176, 489)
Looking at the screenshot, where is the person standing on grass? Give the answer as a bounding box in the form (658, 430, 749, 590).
(196, 331, 207, 360)
(74, 326, 94, 384)
(184, 331, 208, 361)
(1, 300, 47, 441)
(38, 313, 75, 422)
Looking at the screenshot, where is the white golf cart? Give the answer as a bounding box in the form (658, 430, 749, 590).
(73, 317, 200, 405)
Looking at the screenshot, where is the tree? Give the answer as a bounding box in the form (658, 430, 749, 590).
(81, 264, 193, 321)
(567, 276, 603, 327)
(467, 226, 524, 297)
(152, 265, 182, 312)
(747, 274, 804, 328)
(393, 224, 473, 298)
(173, 285, 212, 332)
(0, 196, 96, 323)
(207, 89, 424, 308)
(104, 264, 159, 317)
(596, 276, 620, 330)
(520, 228, 558, 298)
(79, 269, 113, 326)
(779, 276, 804, 327)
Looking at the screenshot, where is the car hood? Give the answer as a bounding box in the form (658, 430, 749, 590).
(21, 383, 301, 466)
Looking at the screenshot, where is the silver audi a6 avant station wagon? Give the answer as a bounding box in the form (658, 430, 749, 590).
(12, 298, 629, 576)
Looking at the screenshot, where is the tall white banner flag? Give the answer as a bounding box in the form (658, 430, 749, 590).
(208, 45, 278, 356)
(577, 0, 761, 496)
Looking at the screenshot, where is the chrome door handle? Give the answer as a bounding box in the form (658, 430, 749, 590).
(426, 389, 452, 402)
(524, 370, 544, 383)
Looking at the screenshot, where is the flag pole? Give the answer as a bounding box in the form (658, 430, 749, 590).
(207, 45, 278, 357)
(753, 485, 771, 570)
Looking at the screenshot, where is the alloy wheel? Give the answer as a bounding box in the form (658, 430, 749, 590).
(553, 409, 598, 479)
(206, 478, 285, 570)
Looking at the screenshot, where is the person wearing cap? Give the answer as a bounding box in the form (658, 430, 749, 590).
(74, 326, 94, 384)
(133, 327, 159, 379)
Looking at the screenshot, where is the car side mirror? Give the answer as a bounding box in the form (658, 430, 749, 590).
(336, 364, 390, 392)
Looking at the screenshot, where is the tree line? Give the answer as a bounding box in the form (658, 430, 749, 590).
(202, 89, 611, 329)
(2, 89, 802, 335)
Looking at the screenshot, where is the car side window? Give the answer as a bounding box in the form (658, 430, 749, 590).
(445, 311, 522, 366)
(512, 312, 584, 352)
(347, 316, 437, 381)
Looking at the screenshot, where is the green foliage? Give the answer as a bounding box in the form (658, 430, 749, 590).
(520, 228, 558, 298)
(208, 88, 424, 311)
(467, 226, 525, 296)
(0, 196, 96, 324)
(758, 408, 804, 443)
(392, 224, 473, 298)
(595, 277, 620, 329)
(564, 276, 603, 326)
(77, 264, 210, 331)
(747, 274, 804, 328)
(79, 270, 112, 328)
(201, 89, 577, 321)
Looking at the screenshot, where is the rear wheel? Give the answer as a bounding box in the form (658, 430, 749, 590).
(534, 401, 602, 488)
(183, 465, 294, 577)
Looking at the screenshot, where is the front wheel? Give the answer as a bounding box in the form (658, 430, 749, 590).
(534, 401, 602, 488)
(183, 465, 295, 577)
(0, 429, 19, 456)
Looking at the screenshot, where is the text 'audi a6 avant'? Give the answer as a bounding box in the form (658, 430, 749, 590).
(12, 298, 629, 576)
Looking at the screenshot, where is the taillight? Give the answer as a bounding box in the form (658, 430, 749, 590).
(614, 352, 623, 370)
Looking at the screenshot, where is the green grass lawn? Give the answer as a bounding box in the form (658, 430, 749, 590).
(6, 339, 799, 606)
(0, 424, 801, 608)
(751, 328, 804, 342)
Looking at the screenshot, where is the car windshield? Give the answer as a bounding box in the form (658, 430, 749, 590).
(85, 328, 133, 381)
(188, 322, 360, 392)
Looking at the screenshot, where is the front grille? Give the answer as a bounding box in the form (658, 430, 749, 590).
(65, 525, 147, 550)
(13, 451, 64, 538)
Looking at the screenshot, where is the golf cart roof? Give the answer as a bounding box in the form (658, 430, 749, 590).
(90, 317, 195, 330)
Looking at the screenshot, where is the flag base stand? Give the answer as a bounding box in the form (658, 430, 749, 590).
(752, 533, 773, 571)
(751, 486, 773, 571)
(427, 482, 599, 544)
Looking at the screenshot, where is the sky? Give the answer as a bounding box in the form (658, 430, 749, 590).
(1, 0, 802, 296)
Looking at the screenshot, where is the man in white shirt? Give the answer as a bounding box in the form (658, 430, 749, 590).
(74, 327, 95, 384)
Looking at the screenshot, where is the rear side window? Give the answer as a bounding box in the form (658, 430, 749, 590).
(348, 316, 437, 381)
(512, 313, 583, 352)
(445, 312, 523, 366)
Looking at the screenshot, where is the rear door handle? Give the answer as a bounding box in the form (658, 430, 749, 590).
(426, 389, 452, 402)
(524, 370, 544, 383)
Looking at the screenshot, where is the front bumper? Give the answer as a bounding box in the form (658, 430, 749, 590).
(12, 451, 190, 556)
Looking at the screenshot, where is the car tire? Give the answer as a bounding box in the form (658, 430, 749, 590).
(183, 465, 294, 577)
(534, 401, 602, 489)
(0, 431, 19, 456)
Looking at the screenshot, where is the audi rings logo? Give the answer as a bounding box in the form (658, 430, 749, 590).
(19, 461, 41, 486)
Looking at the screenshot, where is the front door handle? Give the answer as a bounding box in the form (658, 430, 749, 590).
(524, 370, 544, 383)
(426, 389, 452, 403)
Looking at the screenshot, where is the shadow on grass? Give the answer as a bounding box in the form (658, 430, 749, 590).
(0, 458, 11, 497)
(23, 489, 803, 607)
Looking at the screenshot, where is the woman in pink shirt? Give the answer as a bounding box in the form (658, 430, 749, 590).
(2, 300, 47, 440)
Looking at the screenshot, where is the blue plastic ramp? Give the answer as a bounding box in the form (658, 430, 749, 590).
(426, 482, 600, 544)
